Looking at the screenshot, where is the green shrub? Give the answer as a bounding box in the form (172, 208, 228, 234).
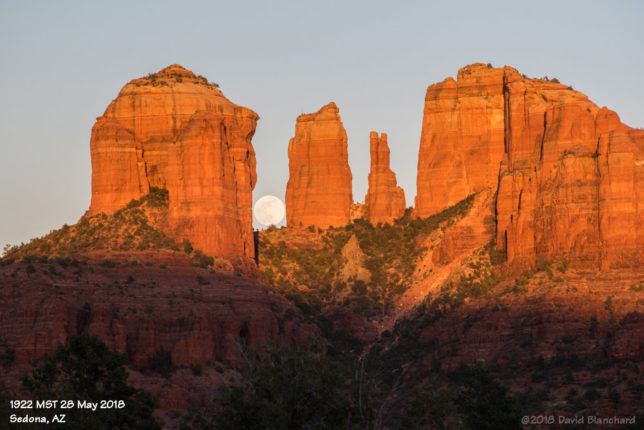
(192, 250, 214, 268)
(190, 364, 202, 376)
(583, 389, 601, 403)
(0, 346, 14, 369)
(485, 237, 507, 265)
(147, 350, 175, 378)
(630, 281, 644, 292)
(182, 239, 193, 254)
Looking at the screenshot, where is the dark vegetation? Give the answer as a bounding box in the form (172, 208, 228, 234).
(183, 344, 351, 430)
(401, 365, 522, 430)
(0, 342, 15, 368)
(0, 378, 15, 429)
(137, 71, 219, 88)
(180, 342, 523, 430)
(20, 334, 160, 429)
(146, 350, 176, 379)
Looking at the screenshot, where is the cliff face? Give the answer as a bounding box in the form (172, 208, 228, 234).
(365, 132, 406, 224)
(0, 254, 315, 369)
(416, 65, 506, 217)
(0, 253, 319, 418)
(285, 102, 353, 228)
(89, 64, 258, 261)
(416, 63, 644, 269)
(89, 118, 150, 212)
(166, 110, 257, 261)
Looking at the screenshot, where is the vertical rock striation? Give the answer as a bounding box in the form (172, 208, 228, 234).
(89, 118, 150, 212)
(166, 110, 258, 261)
(285, 102, 353, 228)
(89, 64, 259, 263)
(365, 132, 406, 224)
(416, 65, 506, 218)
(416, 63, 644, 269)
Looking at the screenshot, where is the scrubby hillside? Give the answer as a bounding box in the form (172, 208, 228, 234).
(259, 194, 476, 318)
(2, 188, 215, 270)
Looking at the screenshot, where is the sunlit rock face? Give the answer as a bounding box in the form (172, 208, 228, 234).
(89, 65, 258, 262)
(285, 102, 353, 229)
(416, 63, 644, 269)
(416, 64, 507, 218)
(365, 132, 406, 225)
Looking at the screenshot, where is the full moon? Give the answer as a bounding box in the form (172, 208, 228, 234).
(253, 195, 286, 227)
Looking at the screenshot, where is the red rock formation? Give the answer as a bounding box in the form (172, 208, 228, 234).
(88, 65, 259, 262)
(365, 132, 406, 224)
(0, 253, 317, 369)
(0, 253, 319, 422)
(597, 127, 644, 269)
(166, 111, 258, 261)
(415, 65, 506, 217)
(285, 102, 352, 228)
(416, 63, 644, 269)
(407, 269, 644, 420)
(89, 118, 150, 212)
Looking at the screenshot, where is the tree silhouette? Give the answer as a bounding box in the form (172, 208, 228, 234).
(22, 334, 161, 430)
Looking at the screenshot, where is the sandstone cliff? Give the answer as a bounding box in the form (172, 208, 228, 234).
(0, 253, 315, 369)
(415, 65, 506, 217)
(0, 253, 318, 420)
(285, 102, 353, 228)
(89, 64, 258, 262)
(365, 132, 406, 224)
(416, 63, 644, 269)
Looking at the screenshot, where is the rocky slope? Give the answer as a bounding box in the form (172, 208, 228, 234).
(365, 132, 406, 225)
(374, 267, 644, 428)
(285, 102, 353, 228)
(416, 63, 644, 270)
(0, 251, 318, 424)
(89, 64, 258, 264)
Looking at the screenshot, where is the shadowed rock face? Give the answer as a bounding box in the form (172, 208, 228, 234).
(0, 253, 319, 418)
(89, 64, 258, 262)
(285, 102, 353, 228)
(416, 63, 644, 269)
(0, 253, 316, 369)
(365, 132, 406, 224)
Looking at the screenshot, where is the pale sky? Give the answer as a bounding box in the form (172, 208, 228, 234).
(1, 0, 643, 246)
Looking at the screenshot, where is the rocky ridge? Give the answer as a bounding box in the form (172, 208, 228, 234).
(90, 64, 258, 265)
(365, 132, 406, 225)
(285, 102, 353, 228)
(416, 63, 644, 269)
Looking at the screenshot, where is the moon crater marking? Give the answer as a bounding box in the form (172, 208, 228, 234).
(253, 195, 285, 226)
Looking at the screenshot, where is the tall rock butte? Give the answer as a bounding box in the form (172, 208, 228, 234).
(285, 102, 353, 228)
(416, 63, 644, 269)
(89, 64, 259, 262)
(365, 132, 406, 224)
